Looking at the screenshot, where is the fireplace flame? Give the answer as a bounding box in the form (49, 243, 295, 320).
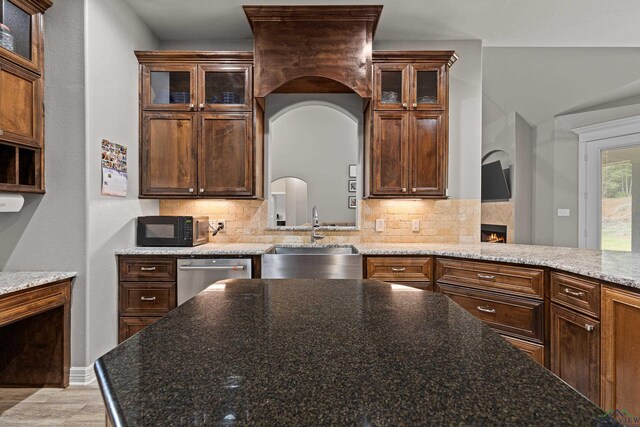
(488, 233, 505, 243)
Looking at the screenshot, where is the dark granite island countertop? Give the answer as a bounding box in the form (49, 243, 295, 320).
(95, 279, 606, 426)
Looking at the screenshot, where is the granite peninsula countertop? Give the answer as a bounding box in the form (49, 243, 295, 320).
(0, 271, 77, 297)
(116, 242, 640, 290)
(95, 279, 606, 426)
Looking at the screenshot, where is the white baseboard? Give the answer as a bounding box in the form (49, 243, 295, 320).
(69, 364, 96, 386)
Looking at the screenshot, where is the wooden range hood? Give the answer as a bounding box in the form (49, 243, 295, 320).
(243, 5, 383, 101)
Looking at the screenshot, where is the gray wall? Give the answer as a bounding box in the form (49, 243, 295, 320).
(85, 0, 159, 363)
(374, 40, 483, 200)
(0, 0, 88, 366)
(160, 39, 252, 51)
(266, 94, 362, 225)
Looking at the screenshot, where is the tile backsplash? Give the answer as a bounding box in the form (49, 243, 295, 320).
(481, 201, 515, 243)
(160, 199, 481, 244)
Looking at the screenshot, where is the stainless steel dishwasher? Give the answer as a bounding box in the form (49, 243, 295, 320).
(177, 258, 252, 305)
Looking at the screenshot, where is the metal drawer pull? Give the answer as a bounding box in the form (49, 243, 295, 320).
(477, 305, 496, 314)
(140, 267, 157, 271)
(391, 267, 406, 272)
(584, 324, 595, 332)
(140, 296, 157, 301)
(179, 265, 245, 271)
(477, 274, 496, 280)
(564, 287, 585, 297)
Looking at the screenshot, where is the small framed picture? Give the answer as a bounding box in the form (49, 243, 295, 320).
(348, 164, 357, 178)
(348, 180, 356, 192)
(348, 196, 357, 209)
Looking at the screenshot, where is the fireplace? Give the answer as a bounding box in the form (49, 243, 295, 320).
(481, 224, 507, 243)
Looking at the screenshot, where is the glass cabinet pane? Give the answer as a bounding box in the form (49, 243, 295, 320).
(380, 71, 403, 104)
(150, 71, 191, 104)
(204, 71, 245, 105)
(416, 71, 438, 105)
(0, 0, 32, 61)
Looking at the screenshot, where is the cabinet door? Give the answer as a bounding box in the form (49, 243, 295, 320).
(373, 63, 409, 111)
(141, 65, 197, 111)
(140, 113, 197, 196)
(118, 317, 161, 343)
(550, 303, 600, 404)
(0, 59, 41, 147)
(501, 335, 544, 365)
(602, 287, 640, 415)
(0, 2, 42, 73)
(370, 111, 408, 196)
(409, 63, 446, 110)
(198, 64, 252, 112)
(198, 113, 253, 196)
(409, 111, 446, 196)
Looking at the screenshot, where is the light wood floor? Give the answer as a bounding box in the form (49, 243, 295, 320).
(0, 384, 105, 426)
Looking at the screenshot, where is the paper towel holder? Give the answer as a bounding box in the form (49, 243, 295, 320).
(0, 193, 25, 212)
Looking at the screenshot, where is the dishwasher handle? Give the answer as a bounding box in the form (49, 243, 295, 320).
(179, 265, 246, 271)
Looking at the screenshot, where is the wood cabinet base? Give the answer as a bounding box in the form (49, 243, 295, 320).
(501, 335, 544, 365)
(0, 279, 72, 387)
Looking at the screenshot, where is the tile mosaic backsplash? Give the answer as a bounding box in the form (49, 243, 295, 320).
(160, 199, 481, 244)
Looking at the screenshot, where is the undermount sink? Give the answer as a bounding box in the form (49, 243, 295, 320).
(261, 245, 362, 279)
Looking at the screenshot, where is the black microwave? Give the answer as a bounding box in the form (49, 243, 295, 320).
(137, 216, 209, 247)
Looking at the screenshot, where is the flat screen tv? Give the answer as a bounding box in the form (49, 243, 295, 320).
(482, 160, 511, 201)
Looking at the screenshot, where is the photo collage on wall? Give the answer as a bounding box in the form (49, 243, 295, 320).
(101, 139, 128, 197)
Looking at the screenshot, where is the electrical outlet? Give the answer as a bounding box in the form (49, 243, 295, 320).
(411, 219, 420, 232)
(217, 219, 226, 232)
(375, 219, 385, 232)
(557, 209, 570, 217)
(208, 220, 217, 230)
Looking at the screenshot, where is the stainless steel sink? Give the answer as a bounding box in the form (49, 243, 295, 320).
(261, 245, 362, 279)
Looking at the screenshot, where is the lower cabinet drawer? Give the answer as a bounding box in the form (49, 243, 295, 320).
(366, 257, 432, 282)
(439, 284, 544, 342)
(501, 335, 545, 365)
(119, 282, 176, 316)
(119, 317, 162, 342)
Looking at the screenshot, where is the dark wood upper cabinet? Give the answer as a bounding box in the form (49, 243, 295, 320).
(367, 51, 456, 199)
(550, 303, 600, 404)
(371, 111, 408, 195)
(141, 64, 197, 112)
(199, 113, 252, 196)
(197, 64, 252, 112)
(140, 112, 197, 197)
(0, 0, 50, 194)
(409, 111, 446, 196)
(136, 51, 261, 199)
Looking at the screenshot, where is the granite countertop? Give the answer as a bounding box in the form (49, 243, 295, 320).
(116, 242, 640, 290)
(115, 243, 273, 256)
(0, 271, 77, 297)
(95, 279, 606, 426)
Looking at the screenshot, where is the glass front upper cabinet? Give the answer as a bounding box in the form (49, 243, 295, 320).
(198, 65, 252, 111)
(142, 65, 197, 111)
(410, 63, 446, 110)
(0, 0, 41, 72)
(373, 63, 409, 110)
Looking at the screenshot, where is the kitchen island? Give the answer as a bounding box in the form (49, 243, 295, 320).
(96, 279, 607, 426)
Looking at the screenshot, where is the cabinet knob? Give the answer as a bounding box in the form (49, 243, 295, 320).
(188, 187, 194, 193)
(402, 103, 408, 109)
(189, 104, 195, 111)
(412, 103, 418, 108)
(199, 103, 204, 110)
(584, 324, 595, 332)
(411, 188, 417, 192)
(199, 188, 204, 193)
(402, 187, 407, 192)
